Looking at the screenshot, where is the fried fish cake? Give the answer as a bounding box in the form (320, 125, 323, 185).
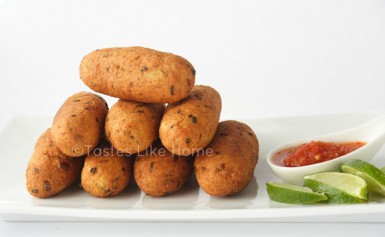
(159, 85, 221, 156)
(194, 121, 259, 196)
(51, 92, 108, 157)
(105, 100, 164, 154)
(80, 47, 195, 103)
(81, 145, 132, 197)
(134, 143, 193, 197)
(26, 129, 84, 198)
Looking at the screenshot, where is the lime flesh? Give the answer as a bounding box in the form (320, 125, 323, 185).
(342, 159, 385, 196)
(304, 172, 368, 204)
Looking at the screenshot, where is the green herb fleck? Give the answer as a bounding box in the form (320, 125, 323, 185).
(170, 85, 175, 95)
(150, 162, 155, 172)
(188, 114, 198, 123)
(31, 189, 38, 194)
(185, 138, 191, 144)
(44, 180, 51, 192)
(90, 167, 97, 174)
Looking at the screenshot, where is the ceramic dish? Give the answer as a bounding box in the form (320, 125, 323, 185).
(1, 112, 385, 222)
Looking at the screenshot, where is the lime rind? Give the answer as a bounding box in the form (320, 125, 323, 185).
(304, 172, 368, 204)
(266, 182, 328, 204)
(305, 172, 367, 199)
(266, 161, 385, 204)
(304, 179, 367, 204)
(342, 159, 385, 196)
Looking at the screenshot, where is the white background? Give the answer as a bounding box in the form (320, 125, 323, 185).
(1, 0, 385, 236)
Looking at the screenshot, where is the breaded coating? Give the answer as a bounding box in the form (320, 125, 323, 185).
(80, 47, 195, 103)
(51, 92, 108, 157)
(81, 144, 132, 198)
(26, 129, 84, 198)
(194, 121, 259, 196)
(134, 143, 193, 197)
(159, 85, 221, 156)
(105, 100, 164, 154)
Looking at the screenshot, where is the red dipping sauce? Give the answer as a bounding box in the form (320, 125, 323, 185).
(273, 141, 366, 167)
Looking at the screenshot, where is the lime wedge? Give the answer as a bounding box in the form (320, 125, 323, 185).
(266, 182, 328, 204)
(341, 159, 385, 196)
(381, 166, 385, 174)
(304, 172, 368, 204)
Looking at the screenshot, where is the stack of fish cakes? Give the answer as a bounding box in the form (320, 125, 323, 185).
(26, 46, 259, 199)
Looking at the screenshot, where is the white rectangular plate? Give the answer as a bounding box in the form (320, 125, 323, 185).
(1, 112, 385, 222)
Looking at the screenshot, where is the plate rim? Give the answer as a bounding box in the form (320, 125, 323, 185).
(2, 112, 385, 222)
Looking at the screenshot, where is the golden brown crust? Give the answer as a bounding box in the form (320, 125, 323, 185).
(134, 143, 193, 197)
(25, 129, 85, 198)
(105, 100, 164, 154)
(194, 120, 259, 196)
(79, 47, 195, 103)
(159, 85, 221, 156)
(51, 91, 108, 157)
(81, 145, 132, 198)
